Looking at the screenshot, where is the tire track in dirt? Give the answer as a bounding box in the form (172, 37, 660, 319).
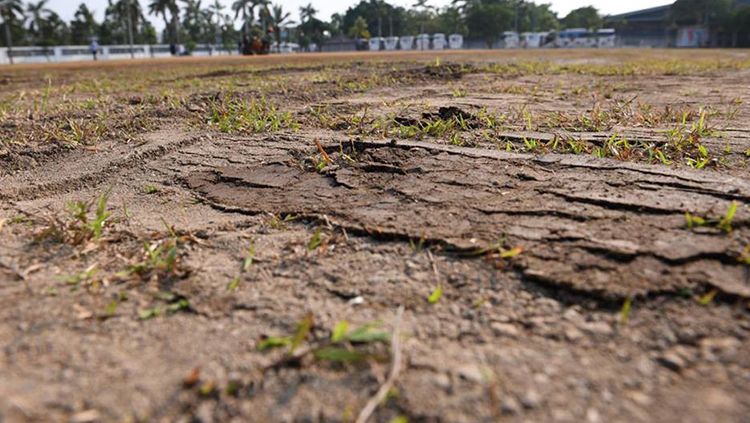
(0, 129, 204, 202)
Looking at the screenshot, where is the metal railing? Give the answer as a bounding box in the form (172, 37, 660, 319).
(0, 44, 236, 65)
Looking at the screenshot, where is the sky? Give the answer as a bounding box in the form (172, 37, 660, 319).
(48, 0, 670, 30)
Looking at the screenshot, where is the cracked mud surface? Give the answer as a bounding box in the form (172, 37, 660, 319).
(1, 50, 750, 422)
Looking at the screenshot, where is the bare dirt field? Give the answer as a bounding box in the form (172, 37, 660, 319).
(1, 49, 749, 422)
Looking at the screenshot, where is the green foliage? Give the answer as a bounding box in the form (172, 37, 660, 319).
(620, 297, 633, 325)
(465, 1, 513, 48)
(36, 190, 112, 245)
(258, 316, 390, 365)
(139, 291, 190, 320)
(208, 96, 299, 134)
(717, 201, 738, 233)
(331, 320, 349, 342)
(685, 201, 739, 233)
(561, 6, 602, 30)
(60, 264, 98, 287)
(226, 276, 241, 292)
(119, 238, 180, 280)
(307, 228, 324, 251)
(427, 283, 443, 304)
(347, 15, 370, 39)
(698, 289, 718, 306)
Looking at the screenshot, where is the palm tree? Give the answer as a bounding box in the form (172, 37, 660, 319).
(255, 0, 270, 35)
(181, 0, 203, 42)
(148, 0, 171, 42)
(105, 0, 145, 53)
(71, 3, 98, 44)
(26, 0, 52, 41)
(232, 0, 253, 37)
(208, 0, 223, 42)
(0, 0, 24, 64)
(299, 3, 317, 23)
(413, 0, 435, 34)
(269, 3, 291, 48)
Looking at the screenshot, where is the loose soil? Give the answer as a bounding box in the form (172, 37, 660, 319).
(1, 49, 749, 423)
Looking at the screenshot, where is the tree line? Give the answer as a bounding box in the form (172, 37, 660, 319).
(0, 0, 749, 52)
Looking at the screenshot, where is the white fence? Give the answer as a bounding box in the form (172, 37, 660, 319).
(0, 44, 234, 65)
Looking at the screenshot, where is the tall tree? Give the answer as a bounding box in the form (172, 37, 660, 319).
(207, 0, 224, 44)
(299, 3, 317, 23)
(0, 0, 25, 63)
(181, 0, 204, 43)
(232, 0, 254, 37)
(465, 0, 513, 48)
(269, 3, 291, 47)
(26, 0, 52, 40)
(412, 0, 434, 34)
(25, 0, 68, 54)
(71, 3, 98, 44)
(256, 0, 271, 35)
(347, 15, 370, 39)
(561, 6, 602, 30)
(329, 12, 343, 36)
(341, 0, 408, 38)
(102, 0, 145, 45)
(432, 6, 468, 35)
(148, 0, 174, 43)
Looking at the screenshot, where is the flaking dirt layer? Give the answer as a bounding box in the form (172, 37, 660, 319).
(1, 50, 750, 422)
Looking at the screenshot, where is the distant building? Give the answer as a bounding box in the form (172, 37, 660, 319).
(606, 4, 673, 47)
(607, 0, 750, 47)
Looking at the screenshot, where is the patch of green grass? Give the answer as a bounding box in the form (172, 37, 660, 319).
(685, 201, 738, 233)
(717, 201, 738, 233)
(523, 137, 539, 152)
(59, 264, 99, 287)
(452, 87, 466, 98)
(258, 315, 390, 364)
(138, 291, 190, 320)
(36, 190, 112, 245)
(409, 233, 426, 253)
(207, 96, 299, 134)
(118, 238, 180, 281)
(267, 213, 298, 230)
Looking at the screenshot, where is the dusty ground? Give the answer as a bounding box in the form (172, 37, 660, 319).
(1, 49, 749, 422)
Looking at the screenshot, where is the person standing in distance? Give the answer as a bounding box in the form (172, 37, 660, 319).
(90, 39, 100, 61)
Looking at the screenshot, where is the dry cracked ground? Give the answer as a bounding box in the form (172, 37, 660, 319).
(1, 49, 750, 422)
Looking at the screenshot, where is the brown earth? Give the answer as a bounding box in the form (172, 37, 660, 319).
(1, 49, 750, 423)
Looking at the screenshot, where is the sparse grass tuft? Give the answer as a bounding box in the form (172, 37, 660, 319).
(118, 238, 182, 281)
(620, 297, 633, 325)
(685, 201, 738, 233)
(139, 291, 191, 320)
(258, 314, 390, 365)
(35, 190, 112, 245)
(739, 246, 750, 265)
